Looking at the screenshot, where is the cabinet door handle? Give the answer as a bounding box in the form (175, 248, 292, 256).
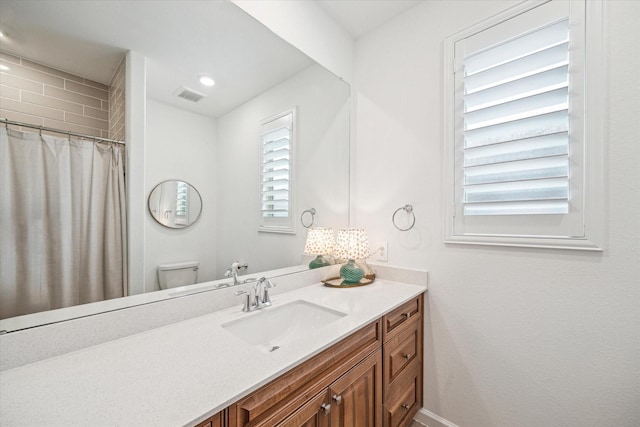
(403, 353, 411, 359)
(321, 403, 331, 415)
(402, 403, 411, 410)
(332, 394, 342, 404)
(403, 312, 411, 319)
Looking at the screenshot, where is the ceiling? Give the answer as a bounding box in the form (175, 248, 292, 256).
(317, 0, 422, 39)
(0, 0, 421, 118)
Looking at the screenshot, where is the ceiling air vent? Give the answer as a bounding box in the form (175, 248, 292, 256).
(174, 86, 207, 103)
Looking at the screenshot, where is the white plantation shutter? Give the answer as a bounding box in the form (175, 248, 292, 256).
(262, 125, 290, 218)
(462, 18, 570, 216)
(259, 109, 296, 233)
(174, 181, 189, 226)
(445, 0, 605, 250)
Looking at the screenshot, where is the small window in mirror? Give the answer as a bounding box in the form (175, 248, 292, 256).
(174, 181, 189, 226)
(259, 108, 296, 234)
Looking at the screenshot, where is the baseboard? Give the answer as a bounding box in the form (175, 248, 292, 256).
(414, 408, 460, 427)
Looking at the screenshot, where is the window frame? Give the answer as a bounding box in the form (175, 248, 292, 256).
(443, 0, 605, 251)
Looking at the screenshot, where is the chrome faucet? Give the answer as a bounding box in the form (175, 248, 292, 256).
(224, 261, 248, 286)
(235, 277, 275, 312)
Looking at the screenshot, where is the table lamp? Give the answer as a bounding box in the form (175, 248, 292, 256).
(304, 227, 335, 269)
(335, 228, 370, 284)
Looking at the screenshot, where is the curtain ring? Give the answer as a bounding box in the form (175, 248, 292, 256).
(301, 208, 316, 228)
(392, 204, 415, 231)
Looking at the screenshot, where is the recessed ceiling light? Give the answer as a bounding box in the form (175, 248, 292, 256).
(198, 75, 215, 87)
(0, 64, 9, 71)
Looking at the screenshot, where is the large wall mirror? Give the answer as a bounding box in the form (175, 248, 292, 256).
(0, 1, 350, 331)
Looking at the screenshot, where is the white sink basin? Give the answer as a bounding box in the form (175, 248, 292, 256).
(222, 300, 346, 352)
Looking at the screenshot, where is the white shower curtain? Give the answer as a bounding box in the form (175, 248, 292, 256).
(0, 127, 128, 320)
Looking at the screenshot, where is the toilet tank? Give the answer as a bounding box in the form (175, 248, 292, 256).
(157, 261, 199, 289)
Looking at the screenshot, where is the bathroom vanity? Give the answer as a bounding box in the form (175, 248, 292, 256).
(222, 294, 423, 427)
(0, 269, 426, 427)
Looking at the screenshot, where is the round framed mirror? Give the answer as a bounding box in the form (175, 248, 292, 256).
(148, 180, 202, 228)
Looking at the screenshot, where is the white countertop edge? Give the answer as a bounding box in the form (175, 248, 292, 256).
(0, 278, 427, 427)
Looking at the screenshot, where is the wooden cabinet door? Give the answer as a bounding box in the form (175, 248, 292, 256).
(274, 391, 331, 427)
(328, 350, 382, 427)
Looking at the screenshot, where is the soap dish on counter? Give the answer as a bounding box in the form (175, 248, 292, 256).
(322, 274, 375, 288)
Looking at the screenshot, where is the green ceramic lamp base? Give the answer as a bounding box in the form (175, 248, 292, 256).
(339, 259, 364, 284)
(309, 255, 330, 269)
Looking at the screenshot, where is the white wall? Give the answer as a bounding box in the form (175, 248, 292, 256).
(144, 99, 218, 292)
(216, 64, 350, 278)
(352, 1, 640, 426)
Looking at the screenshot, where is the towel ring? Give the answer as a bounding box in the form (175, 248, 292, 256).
(301, 208, 316, 228)
(392, 204, 415, 231)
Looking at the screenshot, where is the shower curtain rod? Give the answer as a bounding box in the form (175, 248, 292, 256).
(1, 118, 126, 145)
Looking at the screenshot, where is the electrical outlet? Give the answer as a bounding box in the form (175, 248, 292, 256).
(375, 242, 388, 262)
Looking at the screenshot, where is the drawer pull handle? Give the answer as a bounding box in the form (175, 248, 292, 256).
(332, 394, 342, 404)
(321, 403, 331, 415)
(403, 312, 411, 319)
(402, 403, 411, 410)
(403, 353, 412, 360)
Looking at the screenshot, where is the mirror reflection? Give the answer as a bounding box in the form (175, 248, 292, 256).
(148, 181, 202, 228)
(0, 0, 350, 330)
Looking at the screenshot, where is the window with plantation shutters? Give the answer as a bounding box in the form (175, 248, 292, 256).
(444, 0, 605, 250)
(259, 108, 296, 233)
(174, 181, 189, 226)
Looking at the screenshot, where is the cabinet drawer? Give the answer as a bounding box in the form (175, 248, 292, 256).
(383, 295, 422, 342)
(383, 319, 420, 394)
(383, 361, 421, 427)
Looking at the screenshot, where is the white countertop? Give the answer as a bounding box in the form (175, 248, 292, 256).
(0, 279, 426, 426)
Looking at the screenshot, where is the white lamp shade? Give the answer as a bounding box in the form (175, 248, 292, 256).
(304, 228, 335, 255)
(335, 228, 370, 260)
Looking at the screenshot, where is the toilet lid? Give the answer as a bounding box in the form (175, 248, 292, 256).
(157, 261, 199, 271)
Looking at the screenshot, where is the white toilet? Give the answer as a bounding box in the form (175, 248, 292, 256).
(157, 261, 199, 289)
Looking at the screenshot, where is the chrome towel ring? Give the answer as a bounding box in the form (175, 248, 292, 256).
(392, 204, 415, 231)
(301, 208, 316, 228)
